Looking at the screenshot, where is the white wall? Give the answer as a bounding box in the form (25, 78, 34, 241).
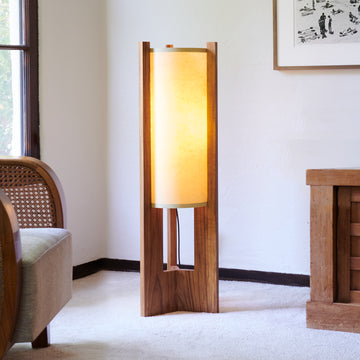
(39, 0, 360, 274)
(107, 0, 360, 275)
(39, 0, 108, 265)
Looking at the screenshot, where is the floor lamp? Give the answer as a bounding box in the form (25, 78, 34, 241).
(139, 41, 218, 316)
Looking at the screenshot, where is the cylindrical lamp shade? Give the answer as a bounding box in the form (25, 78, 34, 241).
(150, 48, 208, 208)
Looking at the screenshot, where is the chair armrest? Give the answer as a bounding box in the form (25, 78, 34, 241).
(0, 157, 66, 228)
(0, 189, 22, 358)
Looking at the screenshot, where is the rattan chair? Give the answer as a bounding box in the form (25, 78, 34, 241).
(0, 157, 72, 359)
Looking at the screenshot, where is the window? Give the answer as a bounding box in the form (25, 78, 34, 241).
(0, 0, 39, 158)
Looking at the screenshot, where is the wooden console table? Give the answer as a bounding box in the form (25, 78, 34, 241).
(307, 169, 360, 333)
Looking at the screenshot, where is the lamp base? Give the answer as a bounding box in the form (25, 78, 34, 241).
(140, 207, 218, 316)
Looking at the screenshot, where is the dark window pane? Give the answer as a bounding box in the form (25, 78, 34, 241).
(0, 0, 23, 45)
(0, 49, 23, 155)
(0, 0, 38, 157)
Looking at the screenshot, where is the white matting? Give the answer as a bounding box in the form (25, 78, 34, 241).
(5, 271, 360, 359)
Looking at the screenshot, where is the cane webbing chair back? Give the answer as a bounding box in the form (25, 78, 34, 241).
(0, 157, 65, 229)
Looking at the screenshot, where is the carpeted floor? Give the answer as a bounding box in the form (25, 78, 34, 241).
(4, 271, 360, 359)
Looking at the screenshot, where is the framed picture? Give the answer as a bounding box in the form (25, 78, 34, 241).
(273, 0, 360, 69)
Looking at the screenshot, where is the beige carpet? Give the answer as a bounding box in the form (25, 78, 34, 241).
(4, 271, 360, 359)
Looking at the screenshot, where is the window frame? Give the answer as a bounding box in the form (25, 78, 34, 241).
(0, 0, 39, 158)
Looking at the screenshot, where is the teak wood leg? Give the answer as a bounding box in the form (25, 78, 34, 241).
(167, 209, 178, 270)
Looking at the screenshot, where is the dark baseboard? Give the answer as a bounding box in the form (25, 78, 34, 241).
(72, 259, 106, 280)
(73, 258, 310, 287)
(73, 258, 140, 280)
(219, 267, 309, 287)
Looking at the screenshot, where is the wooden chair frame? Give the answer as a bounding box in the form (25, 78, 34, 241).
(0, 190, 21, 358)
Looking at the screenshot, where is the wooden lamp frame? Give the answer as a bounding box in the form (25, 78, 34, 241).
(139, 41, 219, 317)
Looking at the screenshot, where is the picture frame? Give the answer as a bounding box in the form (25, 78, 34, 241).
(273, 0, 360, 70)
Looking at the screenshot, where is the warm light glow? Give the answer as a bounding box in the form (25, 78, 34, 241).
(150, 48, 208, 208)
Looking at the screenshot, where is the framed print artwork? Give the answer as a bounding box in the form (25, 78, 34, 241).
(273, 0, 360, 69)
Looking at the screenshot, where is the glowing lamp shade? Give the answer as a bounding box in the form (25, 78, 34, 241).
(150, 48, 208, 208)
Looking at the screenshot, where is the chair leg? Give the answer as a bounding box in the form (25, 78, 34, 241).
(31, 325, 50, 348)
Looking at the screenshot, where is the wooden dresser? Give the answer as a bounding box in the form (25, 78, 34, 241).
(307, 169, 360, 333)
